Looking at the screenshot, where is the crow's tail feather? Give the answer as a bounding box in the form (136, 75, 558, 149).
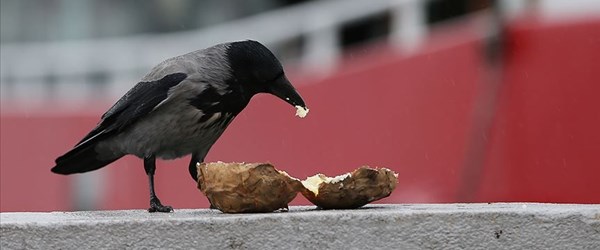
(51, 141, 122, 175)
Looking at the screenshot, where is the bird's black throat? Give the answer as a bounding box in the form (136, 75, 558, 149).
(188, 82, 253, 121)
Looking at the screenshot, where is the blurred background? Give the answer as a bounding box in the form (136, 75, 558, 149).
(1, 0, 599, 212)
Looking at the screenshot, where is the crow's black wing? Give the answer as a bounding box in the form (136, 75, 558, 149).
(77, 72, 188, 145)
(52, 72, 188, 174)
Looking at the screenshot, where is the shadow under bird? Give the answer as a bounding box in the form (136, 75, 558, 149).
(51, 40, 308, 212)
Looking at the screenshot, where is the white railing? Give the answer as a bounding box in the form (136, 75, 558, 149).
(3, 0, 591, 106)
(0, 0, 430, 105)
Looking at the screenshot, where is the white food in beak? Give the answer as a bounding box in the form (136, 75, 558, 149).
(295, 105, 309, 118)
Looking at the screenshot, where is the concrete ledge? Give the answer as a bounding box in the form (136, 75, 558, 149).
(2, 203, 599, 249)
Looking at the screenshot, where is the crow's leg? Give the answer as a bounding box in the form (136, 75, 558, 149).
(188, 154, 203, 182)
(189, 154, 217, 209)
(144, 155, 173, 213)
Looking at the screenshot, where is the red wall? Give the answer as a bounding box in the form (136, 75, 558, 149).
(2, 18, 599, 212)
(477, 19, 600, 202)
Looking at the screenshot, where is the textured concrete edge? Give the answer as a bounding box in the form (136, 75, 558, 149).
(2, 203, 600, 249)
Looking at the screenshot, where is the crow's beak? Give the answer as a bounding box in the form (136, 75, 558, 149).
(269, 75, 307, 109)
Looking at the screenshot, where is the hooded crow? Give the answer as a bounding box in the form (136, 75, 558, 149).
(51, 40, 308, 212)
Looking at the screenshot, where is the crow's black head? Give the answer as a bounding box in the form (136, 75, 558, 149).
(227, 40, 283, 86)
(226, 40, 306, 109)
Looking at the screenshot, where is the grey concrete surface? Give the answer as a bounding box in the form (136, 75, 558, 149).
(1, 203, 599, 249)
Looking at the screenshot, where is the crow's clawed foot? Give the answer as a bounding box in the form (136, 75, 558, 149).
(148, 197, 173, 213)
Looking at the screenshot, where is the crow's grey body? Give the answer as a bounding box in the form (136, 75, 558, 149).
(96, 104, 235, 161)
(94, 44, 235, 161)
